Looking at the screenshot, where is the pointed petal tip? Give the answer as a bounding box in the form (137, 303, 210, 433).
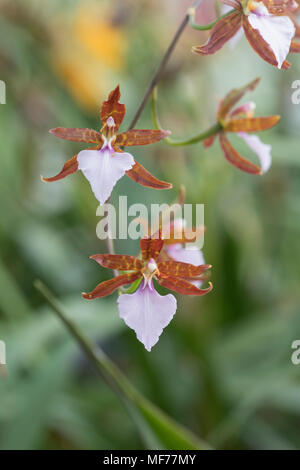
(82, 292, 92, 300)
(191, 46, 201, 54)
(89, 254, 102, 260)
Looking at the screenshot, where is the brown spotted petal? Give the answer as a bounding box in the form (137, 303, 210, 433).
(90, 254, 142, 271)
(203, 134, 218, 148)
(192, 10, 242, 56)
(49, 127, 103, 144)
(290, 15, 300, 38)
(219, 133, 262, 174)
(242, 16, 291, 69)
(263, 0, 297, 14)
(157, 261, 211, 278)
(41, 146, 101, 182)
(158, 275, 213, 296)
(126, 160, 172, 190)
(290, 40, 300, 52)
(220, 0, 241, 8)
(42, 154, 78, 183)
(116, 129, 171, 146)
(225, 116, 280, 132)
(218, 78, 261, 121)
(100, 85, 125, 132)
(82, 272, 140, 300)
(140, 237, 164, 262)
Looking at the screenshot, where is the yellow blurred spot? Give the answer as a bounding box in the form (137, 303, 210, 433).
(50, 2, 127, 112)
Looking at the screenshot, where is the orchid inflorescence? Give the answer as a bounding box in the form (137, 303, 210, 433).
(43, 0, 299, 351)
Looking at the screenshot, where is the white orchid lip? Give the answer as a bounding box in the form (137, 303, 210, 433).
(77, 136, 135, 205)
(118, 280, 177, 352)
(245, 1, 296, 69)
(238, 132, 272, 174)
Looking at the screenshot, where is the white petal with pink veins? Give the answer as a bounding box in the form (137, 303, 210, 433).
(238, 132, 272, 174)
(248, 6, 295, 69)
(77, 147, 134, 205)
(118, 282, 177, 352)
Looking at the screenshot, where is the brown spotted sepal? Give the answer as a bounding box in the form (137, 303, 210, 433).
(82, 234, 212, 300)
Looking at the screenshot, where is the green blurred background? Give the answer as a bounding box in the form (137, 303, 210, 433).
(1, 0, 300, 450)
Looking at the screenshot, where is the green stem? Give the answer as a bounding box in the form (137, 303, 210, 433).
(128, 0, 205, 129)
(188, 7, 235, 31)
(151, 87, 222, 147)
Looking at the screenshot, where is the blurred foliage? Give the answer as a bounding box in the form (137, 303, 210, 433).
(0, 0, 300, 450)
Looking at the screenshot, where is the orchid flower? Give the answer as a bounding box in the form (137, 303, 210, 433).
(193, 0, 300, 69)
(203, 77, 280, 174)
(82, 236, 212, 351)
(42, 86, 172, 205)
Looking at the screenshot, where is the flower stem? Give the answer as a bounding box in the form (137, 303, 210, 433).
(188, 7, 235, 31)
(151, 87, 222, 147)
(128, 0, 205, 130)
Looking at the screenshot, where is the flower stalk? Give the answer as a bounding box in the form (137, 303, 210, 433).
(151, 87, 222, 147)
(128, 0, 205, 129)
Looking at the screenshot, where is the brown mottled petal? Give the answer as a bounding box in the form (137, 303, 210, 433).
(219, 133, 262, 174)
(157, 261, 211, 278)
(192, 10, 242, 56)
(219, 0, 242, 9)
(41, 146, 101, 182)
(100, 85, 125, 131)
(90, 254, 142, 271)
(203, 134, 217, 148)
(226, 116, 280, 132)
(263, 0, 296, 14)
(218, 78, 261, 121)
(82, 272, 140, 300)
(163, 226, 205, 245)
(116, 129, 171, 146)
(158, 275, 213, 296)
(243, 16, 291, 69)
(126, 160, 172, 189)
(140, 237, 164, 262)
(49, 127, 103, 144)
(290, 15, 300, 38)
(290, 41, 300, 53)
(42, 154, 78, 182)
